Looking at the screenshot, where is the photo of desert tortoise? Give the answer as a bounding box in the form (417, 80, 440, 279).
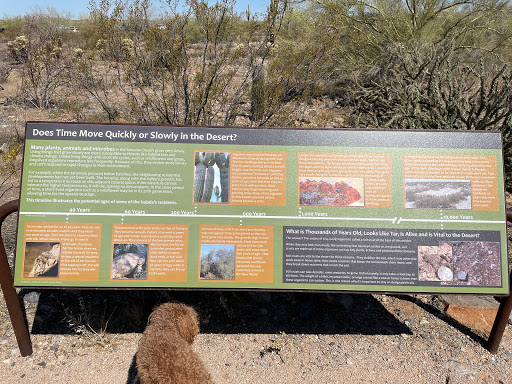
(111, 253, 146, 279)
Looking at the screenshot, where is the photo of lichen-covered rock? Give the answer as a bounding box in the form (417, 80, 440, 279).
(450, 241, 501, 286)
(200, 244, 235, 280)
(24, 242, 61, 278)
(405, 179, 471, 209)
(299, 177, 364, 206)
(418, 245, 453, 282)
(194, 152, 229, 204)
(111, 244, 148, 279)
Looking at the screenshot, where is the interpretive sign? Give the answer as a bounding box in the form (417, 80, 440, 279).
(14, 122, 509, 294)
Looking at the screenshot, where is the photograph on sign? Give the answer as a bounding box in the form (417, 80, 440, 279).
(23, 242, 61, 278)
(405, 179, 472, 209)
(199, 244, 236, 280)
(194, 151, 229, 204)
(298, 177, 364, 207)
(111, 244, 148, 280)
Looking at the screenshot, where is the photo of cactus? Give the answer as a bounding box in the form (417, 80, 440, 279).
(299, 177, 364, 206)
(405, 179, 471, 209)
(111, 244, 148, 279)
(194, 152, 230, 203)
(200, 244, 235, 280)
(23, 242, 61, 278)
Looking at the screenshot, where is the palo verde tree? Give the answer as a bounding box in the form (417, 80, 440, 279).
(313, 0, 512, 69)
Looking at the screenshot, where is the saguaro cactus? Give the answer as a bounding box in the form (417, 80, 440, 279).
(194, 152, 230, 203)
(215, 152, 230, 203)
(251, 63, 265, 121)
(201, 166, 215, 202)
(194, 161, 206, 202)
(194, 152, 219, 203)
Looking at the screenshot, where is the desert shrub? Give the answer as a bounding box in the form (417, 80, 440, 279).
(67, 52, 121, 122)
(351, 43, 512, 191)
(18, 29, 70, 108)
(313, 0, 512, 71)
(68, 0, 300, 126)
(8, 13, 74, 108)
(0, 17, 26, 42)
(7, 36, 29, 63)
(0, 138, 23, 200)
(200, 247, 235, 280)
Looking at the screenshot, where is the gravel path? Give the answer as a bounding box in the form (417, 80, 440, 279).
(1, 290, 511, 384)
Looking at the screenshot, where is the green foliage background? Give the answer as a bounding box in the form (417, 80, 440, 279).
(2, 0, 512, 187)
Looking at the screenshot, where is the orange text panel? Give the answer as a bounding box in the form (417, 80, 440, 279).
(22, 222, 101, 281)
(403, 154, 498, 211)
(199, 225, 273, 283)
(298, 152, 392, 208)
(230, 151, 286, 206)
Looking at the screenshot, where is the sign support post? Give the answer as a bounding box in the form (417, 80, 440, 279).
(0, 199, 32, 356)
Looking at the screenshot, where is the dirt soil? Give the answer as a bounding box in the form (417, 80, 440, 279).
(0, 289, 511, 384)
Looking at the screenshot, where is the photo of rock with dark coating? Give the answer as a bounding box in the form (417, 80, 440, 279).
(418, 244, 453, 282)
(448, 241, 501, 286)
(194, 152, 229, 204)
(405, 180, 471, 209)
(23, 242, 61, 278)
(299, 177, 364, 206)
(111, 244, 148, 279)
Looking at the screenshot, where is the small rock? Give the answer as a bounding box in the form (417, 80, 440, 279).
(50, 345, 58, 352)
(37, 361, 46, 368)
(401, 333, 409, 339)
(446, 360, 478, 378)
(437, 266, 454, 281)
(504, 350, 512, 358)
(381, 295, 389, 303)
(10, 348, 20, 356)
(329, 342, 335, 346)
(23, 291, 40, 303)
(457, 271, 468, 282)
(419, 319, 430, 325)
(2, 359, 11, 365)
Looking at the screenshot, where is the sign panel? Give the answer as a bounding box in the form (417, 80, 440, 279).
(14, 122, 509, 294)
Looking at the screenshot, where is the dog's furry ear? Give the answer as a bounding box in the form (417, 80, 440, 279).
(174, 304, 200, 343)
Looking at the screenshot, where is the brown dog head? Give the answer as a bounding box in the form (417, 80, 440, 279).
(148, 302, 200, 344)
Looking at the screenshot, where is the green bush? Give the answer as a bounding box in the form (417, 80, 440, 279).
(351, 42, 512, 191)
